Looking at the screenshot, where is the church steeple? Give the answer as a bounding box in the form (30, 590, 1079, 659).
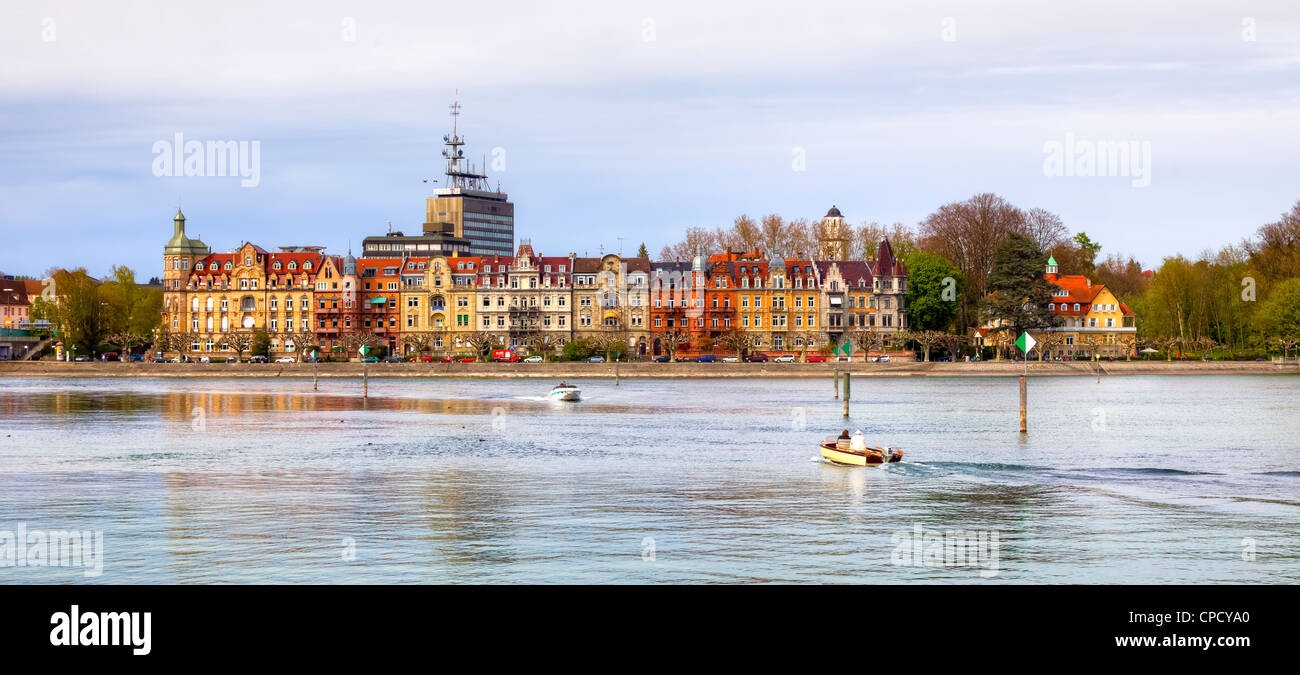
(1046, 255, 1058, 275)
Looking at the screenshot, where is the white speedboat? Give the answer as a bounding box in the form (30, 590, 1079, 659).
(548, 383, 581, 401)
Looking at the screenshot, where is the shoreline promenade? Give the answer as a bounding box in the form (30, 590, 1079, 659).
(1, 360, 1294, 379)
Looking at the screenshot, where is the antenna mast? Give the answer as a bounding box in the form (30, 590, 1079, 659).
(441, 93, 491, 192)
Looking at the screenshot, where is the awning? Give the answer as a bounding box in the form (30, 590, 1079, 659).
(369, 297, 387, 304)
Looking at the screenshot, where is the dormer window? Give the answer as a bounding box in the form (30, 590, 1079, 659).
(273, 261, 282, 270)
(288, 261, 297, 270)
(196, 262, 205, 270)
(224, 261, 232, 271)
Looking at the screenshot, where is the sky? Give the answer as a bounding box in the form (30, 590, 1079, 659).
(2, 0, 1298, 279)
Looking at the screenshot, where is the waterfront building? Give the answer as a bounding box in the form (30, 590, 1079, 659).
(469, 242, 575, 353)
(977, 256, 1136, 359)
(572, 252, 650, 356)
(1036, 256, 1136, 358)
(163, 226, 324, 357)
(362, 222, 472, 258)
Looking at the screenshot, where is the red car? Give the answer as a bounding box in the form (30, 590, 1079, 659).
(806, 354, 827, 363)
(457, 356, 477, 363)
(409, 355, 433, 362)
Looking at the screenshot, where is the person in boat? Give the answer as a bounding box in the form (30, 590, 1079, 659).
(559, 381, 567, 388)
(850, 430, 866, 452)
(836, 429, 851, 448)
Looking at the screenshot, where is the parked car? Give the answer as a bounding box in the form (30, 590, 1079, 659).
(128, 354, 145, 362)
(360, 356, 379, 363)
(199, 356, 212, 363)
(721, 356, 739, 363)
(151, 357, 168, 363)
(384, 356, 407, 363)
(249, 355, 269, 363)
(408, 355, 433, 363)
(101, 352, 119, 362)
(73, 355, 92, 362)
(806, 354, 827, 363)
(224, 357, 238, 363)
(653, 355, 671, 363)
(747, 354, 769, 362)
(275, 357, 296, 363)
(523, 355, 544, 363)
(585, 355, 606, 363)
(773, 354, 797, 363)
(457, 356, 477, 363)
(674, 356, 697, 362)
(697, 354, 717, 363)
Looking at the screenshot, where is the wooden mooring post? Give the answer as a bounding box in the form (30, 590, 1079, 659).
(842, 372, 851, 417)
(834, 368, 840, 399)
(1019, 374, 1027, 433)
(363, 364, 369, 399)
(313, 360, 318, 391)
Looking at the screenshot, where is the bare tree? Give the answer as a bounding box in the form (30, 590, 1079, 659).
(652, 327, 692, 360)
(401, 332, 434, 358)
(222, 332, 254, 361)
(717, 327, 756, 359)
(338, 331, 382, 359)
(107, 331, 147, 362)
(1021, 207, 1069, 253)
(792, 331, 821, 362)
(589, 330, 630, 361)
(918, 193, 1027, 331)
(908, 330, 945, 362)
(460, 331, 496, 362)
(938, 331, 969, 361)
(846, 328, 886, 360)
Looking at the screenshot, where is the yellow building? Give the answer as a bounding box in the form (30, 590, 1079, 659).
(981, 256, 1137, 359)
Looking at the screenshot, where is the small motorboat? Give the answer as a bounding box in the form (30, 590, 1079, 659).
(819, 439, 903, 466)
(548, 383, 582, 401)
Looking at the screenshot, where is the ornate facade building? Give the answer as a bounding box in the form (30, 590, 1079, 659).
(160, 204, 909, 360)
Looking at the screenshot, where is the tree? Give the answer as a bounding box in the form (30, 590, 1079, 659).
(905, 252, 964, 331)
(401, 332, 434, 357)
(106, 331, 146, 360)
(1096, 254, 1150, 301)
(846, 328, 886, 359)
(792, 331, 821, 361)
(589, 330, 629, 361)
(561, 338, 595, 362)
(100, 266, 161, 338)
(30, 268, 110, 357)
(460, 331, 496, 361)
(982, 233, 1061, 338)
(251, 329, 272, 357)
(918, 193, 1027, 331)
(637, 242, 649, 259)
(1245, 200, 1300, 290)
(160, 330, 197, 360)
(907, 330, 945, 362)
(856, 222, 918, 263)
(1034, 332, 1067, 361)
(223, 332, 253, 361)
(1072, 232, 1103, 276)
(1255, 278, 1300, 354)
(717, 328, 755, 359)
(653, 327, 691, 360)
(938, 331, 969, 360)
(1021, 208, 1069, 253)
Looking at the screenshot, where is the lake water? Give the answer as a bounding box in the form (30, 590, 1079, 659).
(1, 375, 1297, 584)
